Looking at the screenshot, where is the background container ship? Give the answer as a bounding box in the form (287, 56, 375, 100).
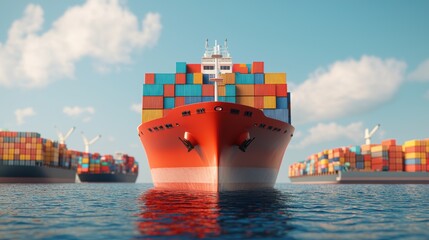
(137, 40, 294, 191)
(0, 131, 77, 183)
(0, 131, 138, 183)
(77, 152, 138, 183)
(289, 138, 429, 183)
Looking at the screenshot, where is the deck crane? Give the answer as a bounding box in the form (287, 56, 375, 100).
(81, 132, 101, 153)
(364, 124, 380, 145)
(55, 126, 76, 144)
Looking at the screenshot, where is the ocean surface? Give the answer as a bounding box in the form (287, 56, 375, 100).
(1, 183, 428, 240)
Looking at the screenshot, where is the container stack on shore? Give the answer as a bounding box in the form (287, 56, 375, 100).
(289, 138, 429, 177)
(0, 131, 77, 169)
(142, 62, 291, 124)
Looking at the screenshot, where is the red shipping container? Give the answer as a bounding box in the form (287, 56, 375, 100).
(254, 84, 276, 96)
(164, 84, 175, 97)
(142, 96, 163, 109)
(233, 64, 248, 74)
(275, 84, 288, 97)
(404, 146, 419, 152)
(405, 165, 421, 172)
(187, 64, 201, 73)
(163, 109, 171, 117)
(175, 97, 185, 107)
(175, 73, 186, 84)
(251, 61, 264, 74)
(202, 84, 214, 96)
(254, 96, 264, 108)
(382, 139, 396, 146)
(145, 73, 155, 84)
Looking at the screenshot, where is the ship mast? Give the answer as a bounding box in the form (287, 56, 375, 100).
(202, 39, 232, 102)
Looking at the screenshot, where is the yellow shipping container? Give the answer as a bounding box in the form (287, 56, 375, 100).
(220, 73, 235, 84)
(265, 73, 286, 84)
(82, 157, 89, 164)
(404, 139, 420, 147)
(405, 152, 421, 159)
(193, 73, 203, 84)
(236, 96, 254, 107)
(422, 158, 426, 164)
(236, 84, 254, 96)
(263, 96, 276, 109)
(142, 109, 164, 123)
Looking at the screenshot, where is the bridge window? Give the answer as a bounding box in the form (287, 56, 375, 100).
(203, 66, 215, 70)
(220, 66, 230, 70)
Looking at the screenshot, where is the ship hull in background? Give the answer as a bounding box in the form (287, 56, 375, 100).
(0, 165, 76, 183)
(289, 171, 429, 184)
(138, 102, 294, 191)
(78, 173, 137, 183)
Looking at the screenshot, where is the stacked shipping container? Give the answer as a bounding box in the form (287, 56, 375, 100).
(0, 131, 78, 169)
(289, 138, 429, 177)
(142, 61, 291, 124)
(77, 152, 138, 175)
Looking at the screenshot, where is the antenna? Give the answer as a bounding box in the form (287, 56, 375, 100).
(55, 126, 76, 144)
(208, 40, 224, 102)
(81, 131, 101, 153)
(364, 124, 380, 145)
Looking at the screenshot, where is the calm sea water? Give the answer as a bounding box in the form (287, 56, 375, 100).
(0, 183, 428, 239)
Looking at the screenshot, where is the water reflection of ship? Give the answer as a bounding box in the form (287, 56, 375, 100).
(137, 188, 292, 238)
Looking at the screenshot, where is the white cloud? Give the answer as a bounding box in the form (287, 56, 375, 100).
(292, 56, 406, 124)
(408, 59, 429, 82)
(0, 0, 162, 88)
(130, 103, 141, 113)
(292, 122, 363, 148)
(15, 107, 36, 125)
(63, 106, 94, 122)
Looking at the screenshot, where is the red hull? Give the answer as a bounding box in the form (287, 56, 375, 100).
(138, 102, 294, 191)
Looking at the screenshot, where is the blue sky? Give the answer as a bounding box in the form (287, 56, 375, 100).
(1, 0, 428, 183)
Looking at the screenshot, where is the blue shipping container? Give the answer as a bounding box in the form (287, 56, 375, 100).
(203, 74, 215, 84)
(143, 84, 163, 96)
(236, 73, 255, 84)
(350, 146, 362, 154)
(164, 97, 175, 109)
(176, 85, 202, 96)
(176, 62, 187, 73)
(218, 96, 236, 103)
(276, 97, 288, 109)
(225, 85, 236, 96)
(186, 73, 194, 84)
(254, 74, 264, 84)
(405, 159, 421, 165)
(155, 74, 175, 84)
(263, 109, 289, 123)
(185, 96, 202, 104)
(202, 96, 214, 102)
(246, 64, 252, 73)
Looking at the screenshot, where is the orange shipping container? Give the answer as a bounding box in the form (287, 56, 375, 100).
(175, 97, 185, 107)
(142, 96, 163, 109)
(233, 64, 248, 74)
(145, 73, 155, 84)
(236, 84, 254, 96)
(236, 96, 255, 107)
(382, 139, 396, 146)
(254, 96, 264, 108)
(251, 61, 264, 74)
(164, 84, 175, 97)
(202, 84, 214, 96)
(220, 73, 235, 84)
(175, 73, 186, 84)
(275, 84, 288, 97)
(187, 64, 201, 73)
(254, 84, 276, 96)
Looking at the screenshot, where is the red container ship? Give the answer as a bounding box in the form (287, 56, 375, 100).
(138, 40, 294, 191)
